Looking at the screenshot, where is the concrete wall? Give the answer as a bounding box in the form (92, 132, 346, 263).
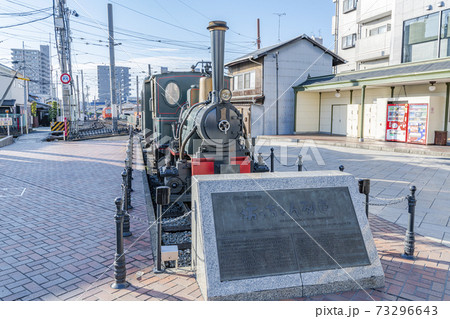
(0, 136, 14, 148)
(263, 39, 333, 135)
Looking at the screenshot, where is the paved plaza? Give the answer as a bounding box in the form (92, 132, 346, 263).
(0, 129, 448, 301)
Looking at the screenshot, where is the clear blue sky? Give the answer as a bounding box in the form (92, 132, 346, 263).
(0, 0, 335, 99)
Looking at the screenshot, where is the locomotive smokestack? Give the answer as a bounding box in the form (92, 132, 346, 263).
(207, 21, 228, 104)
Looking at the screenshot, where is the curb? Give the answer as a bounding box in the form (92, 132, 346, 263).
(257, 136, 450, 158)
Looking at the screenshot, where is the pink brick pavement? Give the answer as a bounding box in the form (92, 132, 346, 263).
(0, 132, 448, 301)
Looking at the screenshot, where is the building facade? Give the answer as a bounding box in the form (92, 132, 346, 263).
(333, 0, 450, 72)
(11, 45, 50, 96)
(97, 65, 131, 104)
(226, 35, 344, 136)
(293, 1, 450, 145)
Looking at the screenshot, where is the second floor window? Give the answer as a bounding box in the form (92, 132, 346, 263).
(343, 0, 357, 14)
(342, 33, 357, 49)
(233, 71, 255, 91)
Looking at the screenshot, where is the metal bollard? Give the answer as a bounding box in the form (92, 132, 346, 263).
(111, 197, 130, 289)
(358, 179, 370, 217)
(154, 186, 171, 274)
(122, 170, 132, 237)
(270, 148, 274, 172)
(297, 155, 303, 172)
(339, 165, 345, 172)
(402, 186, 417, 259)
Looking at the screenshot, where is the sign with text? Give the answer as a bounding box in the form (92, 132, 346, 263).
(0, 117, 13, 126)
(211, 187, 370, 282)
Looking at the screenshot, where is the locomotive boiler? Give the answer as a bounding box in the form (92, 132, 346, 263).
(143, 20, 268, 200)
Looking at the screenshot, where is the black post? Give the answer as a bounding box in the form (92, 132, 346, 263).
(270, 148, 274, 172)
(297, 155, 303, 172)
(111, 197, 129, 289)
(402, 186, 417, 259)
(358, 179, 370, 217)
(154, 186, 171, 274)
(339, 165, 345, 172)
(122, 170, 132, 237)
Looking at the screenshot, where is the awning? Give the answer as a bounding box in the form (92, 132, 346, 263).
(1, 99, 16, 107)
(294, 57, 450, 92)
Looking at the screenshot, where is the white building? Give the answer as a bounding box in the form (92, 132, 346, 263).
(294, 0, 450, 145)
(0, 63, 29, 133)
(333, 0, 450, 72)
(226, 35, 344, 136)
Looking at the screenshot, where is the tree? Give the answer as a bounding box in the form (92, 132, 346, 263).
(31, 101, 37, 117)
(49, 101, 58, 122)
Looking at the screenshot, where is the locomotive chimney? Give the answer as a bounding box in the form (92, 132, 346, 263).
(207, 21, 228, 104)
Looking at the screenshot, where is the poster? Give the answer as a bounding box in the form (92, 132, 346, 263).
(407, 103, 428, 144)
(385, 104, 408, 142)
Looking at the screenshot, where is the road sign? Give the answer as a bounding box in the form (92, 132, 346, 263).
(0, 118, 12, 126)
(60, 73, 71, 84)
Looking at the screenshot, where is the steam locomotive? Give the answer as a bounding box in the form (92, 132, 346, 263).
(142, 21, 268, 202)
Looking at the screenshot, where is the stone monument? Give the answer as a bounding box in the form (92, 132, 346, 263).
(191, 171, 384, 300)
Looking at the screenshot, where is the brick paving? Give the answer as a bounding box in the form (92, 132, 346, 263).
(0, 128, 448, 301)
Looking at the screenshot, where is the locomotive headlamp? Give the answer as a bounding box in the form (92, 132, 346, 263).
(220, 88, 232, 102)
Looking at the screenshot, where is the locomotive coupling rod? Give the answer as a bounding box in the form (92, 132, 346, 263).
(402, 186, 417, 260)
(154, 186, 171, 274)
(111, 197, 130, 289)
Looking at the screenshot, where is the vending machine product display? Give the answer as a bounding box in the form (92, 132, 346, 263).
(386, 104, 408, 142)
(407, 104, 428, 144)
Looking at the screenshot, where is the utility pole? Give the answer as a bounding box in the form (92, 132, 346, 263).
(136, 75, 139, 129)
(76, 74, 80, 120)
(273, 13, 286, 42)
(54, 0, 75, 123)
(108, 3, 118, 133)
(22, 41, 28, 134)
(81, 69, 86, 120)
(257, 18, 261, 49)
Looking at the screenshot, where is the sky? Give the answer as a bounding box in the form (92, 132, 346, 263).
(0, 0, 335, 100)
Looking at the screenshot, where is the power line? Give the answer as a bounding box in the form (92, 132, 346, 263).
(0, 14, 52, 29)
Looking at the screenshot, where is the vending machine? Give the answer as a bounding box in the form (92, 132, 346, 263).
(407, 103, 428, 145)
(385, 103, 408, 142)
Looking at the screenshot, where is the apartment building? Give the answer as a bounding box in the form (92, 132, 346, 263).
(97, 65, 131, 104)
(333, 0, 450, 72)
(11, 45, 50, 96)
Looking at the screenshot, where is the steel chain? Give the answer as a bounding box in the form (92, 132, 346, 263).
(157, 210, 192, 225)
(273, 155, 298, 167)
(366, 195, 408, 206)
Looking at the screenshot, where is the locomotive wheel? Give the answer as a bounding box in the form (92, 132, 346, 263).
(166, 177, 184, 194)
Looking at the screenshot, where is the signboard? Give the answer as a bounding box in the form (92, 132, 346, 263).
(386, 103, 408, 142)
(0, 118, 13, 126)
(211, 187, 370, 282)
(60, 73, 71, 84)
(407, 103, 428, 145)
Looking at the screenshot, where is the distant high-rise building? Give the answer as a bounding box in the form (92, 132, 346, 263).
(11, 45, 51, 96)
(97, 65, 131, 104)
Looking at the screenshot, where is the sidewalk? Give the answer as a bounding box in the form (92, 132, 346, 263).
(258, 134, 450, 157)
(0, 132, 448, 301)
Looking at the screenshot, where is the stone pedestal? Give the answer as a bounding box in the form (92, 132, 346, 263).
(191, 171, 385, 300)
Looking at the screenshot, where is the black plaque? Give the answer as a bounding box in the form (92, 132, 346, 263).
(211, 187, 370, 282)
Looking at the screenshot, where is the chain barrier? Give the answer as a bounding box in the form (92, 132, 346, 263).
(273, 155, 297, 167)
(156, 210, 192, 225)
(366, 195, 408, 206)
